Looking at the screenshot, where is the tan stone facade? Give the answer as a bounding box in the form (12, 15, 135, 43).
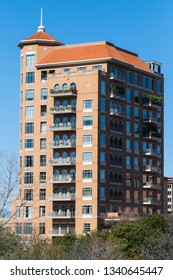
(12, 25, 164, 238)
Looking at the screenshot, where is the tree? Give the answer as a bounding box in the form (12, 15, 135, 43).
(0, 151, 18, 220)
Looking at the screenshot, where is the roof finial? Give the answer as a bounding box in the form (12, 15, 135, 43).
(38, 8, 45, 32)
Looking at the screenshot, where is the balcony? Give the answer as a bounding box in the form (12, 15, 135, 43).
(110, 109, 125, 117)
(143, 100, 162, 110)
(50, 106, 76, 114)
(49, 141, 76, 149)
(143, 132, 161, 141)
(142, 117, 161, 126)
(143, 149, 159, 157)
(49, 176, 75, 184)
(143, 182, 162, 190)
(110, 91, 125, 100)
(49, 89, 77, 97)
(49, 123, 76, 131)
(49, 158, 76, 166)
(143, 197, 162, 205)
(49, 211, 75, 218)
(143, 165, 161, 173)
(48, 194, 75, 201)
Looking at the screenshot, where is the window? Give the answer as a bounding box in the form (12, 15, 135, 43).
(83, 152, 92, 163)
(25, 122, 34, 134)
(126, 88, 131, 102)
(83, 100, 93, 110)
(39, 206, 46, 217)
(134, 107, 139, 120)
(100, 134, 106, 146)
(77, 66, 86, 71)
(100, 99, 106, 112)
(24, 223, 32, 235)
(156, 81, 162, 93)
(24, 189, 33, 200)
(134, 158, 139, 169)
(126, 139, 131, 151)
(62, 67, 72, 72)
(25, 106, 34, 118)
(25, 155, 34, 167)
(24, 206, 32, 218)
(126, 105, 131, 118)
(39, 189, 46, 200)
(41, 71, 47, 81)
(100, 151, 106, 163)
(82, 187, 92, 198)
(21, 73, 23, 85)
(82, 205, 92, 215)
(134, 141, 139, 152)
(20, 55, 23, 70)
(16, 206, 22, 218)
(83, 134, 92, 146)
(100, 116, 106, 129)
(134, 91, 139, 103)
(40, 138, 46, 149)
(25, 139, 34, 149)
(142, 76, 147, 88)
(148, 78, 153, 90)
(134, 73, 139, 85)
(84, 223, 90, 233)
(40, 122, 46, 133)
(126, 122, 131, 134)
(83, 170, 92, 179)
(26, 54, 35, 67)
(26, 89, 34, 101)
(83, 116, 93, 127)
(126, 71, 131, 83)
(100, 81, 106, 95)
(16, 223, 22, 235)
(100, 187, 106, 199)
(41, 88, 48, 100)
(39, 223, 45, 234)
(92, 65, 102, 70)
(100, 169, 106, 181)
(26, 72, 35, 83)
(41, 105, 47, 117)
(24, 172, 33, 184)
(40, 172, 46, 183)
(126, 156, 131, 168)
(134, 123, 139, 134)
(40, 155, 46, 167)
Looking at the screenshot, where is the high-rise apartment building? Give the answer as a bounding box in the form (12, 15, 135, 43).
(12, 22, 164, 237)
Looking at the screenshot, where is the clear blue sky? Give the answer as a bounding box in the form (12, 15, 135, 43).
(0, 0, 172, 176)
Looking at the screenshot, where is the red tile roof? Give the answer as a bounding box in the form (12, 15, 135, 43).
(26, 31, 58, 41)
(37, 42, 152, 73)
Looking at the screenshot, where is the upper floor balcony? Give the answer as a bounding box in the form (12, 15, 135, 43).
(49, 175, 75, 184)
(143, 149, 161, 157)
(49, 158, 76, 166)
(49, 140, 76, 149)
(143, 197, 162, 205)
(49, 123, 76, 131)
(143, 182, 162, 190)
(50, 105, 76, 114)
(49, 88, 77, 97)
(48, 194, 75, 201)
(142, 116, 161, 126)
(143, 165, 161, 174)
(143, 131, 161, 141)
(110, 108, 125, 118)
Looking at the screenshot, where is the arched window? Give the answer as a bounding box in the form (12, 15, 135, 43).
(55, 100, 60, 107)
(115, 120, 118, 131)
(70, 152, 76, 160)
(70, 169, 76, 179)
(119, 138, 122, 149)
(54, 84, 60, 91)
(110, 153, 113, 163)
(110, 119, 114, 130)
(119, 121, 123, 132)
(53, 187, 59, 195)
(62, 83, 68, 91)
(119, 172, 122, 183)
(62, 117, 68, 126)
(55, 117, 60, 125)
(53, 204, 59, 214)
(110, 171, 113, 181)
(54, 152, 60, 159)
(110, 188, 113, 197)
(114, 171, 118, 182)
(70, 187, 75, 195)
(62, 100, 68, 107)
(71, 99, 76, 108)
(70, 82, 76, 89)
(70, 134, 76, 145)
(114, 137, 118, 148)
(70, 117, 76, 128)
(62, 152, 68, 161)
(115, 154, 118, 165)
(119, 189, 123, 199)
(53, 170, 59, 177)
(54, 135, 60, 144)
(61, 187, 67, 198)
(69, 205, 75, 216)
(61, 205, 67, 216)
(119, 155, 122, 166)
(62, 134, 68, 144)
(62, 169, 67, 179)
(110, 136, 114, 145)
(115, 188, 118, 199)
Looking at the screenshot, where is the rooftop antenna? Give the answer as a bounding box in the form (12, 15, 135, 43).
(38, 8, 45, 32)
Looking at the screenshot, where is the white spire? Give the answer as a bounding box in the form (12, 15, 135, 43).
(38, 8, 45, 32)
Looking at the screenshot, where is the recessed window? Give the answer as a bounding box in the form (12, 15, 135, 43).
(40, 155, 46, 167)
(83, 100, 93, 110)
(25, 139, 34, 149)
(82, 187, 92, 198)
(100, 134, 106, 146)
(100, 169, 106, 181)
(24, 189, 33, 200)
(84, 223, 90, 233)
(40, 105, 47, 117)
(126, 105, 131, 118)
(39, 206, 46, 217)
(100, 151, 106, 163)
(92, 65, 102, 70)
(16, 223, 22, 235)
(26, 89, 34, 101)
(26, 54, 35, 67)
(41, 88, 48, 100)
(62, 67, 72, 72)
(24, 172, 33, 184)
(26, 72, 35, 83)
(126, 71, 131, 83)
(100, 99, 106, 112)
(134, 73, 139, 86)
(82, 205, 92, 215)
(83, 170, 92, 180)
(100, 81, 106, 95)
(40, 138, 46, 149)
(83, 116, 93, 127)
(41, 71, 47, 81)
(77, 66, 87, 72)
(25, 122, 34, 134)
(25, 106, 34, 118)
(83, 134, 92, 146)
(23, 223, 32, 235)
(40, 122, 47, 133)
(24, 206, 32, 218)
(40, 172, 46, 183)
(100, 116, 106, 129)
(39, 223, 45, 234)
(39, 189, 46, 200)
(156, 81, 162, 93)
(126, 88, 131, 102)
(83, 152, 92, 163)
(25, 155, 34, 167)
(142, 76, 147, 88)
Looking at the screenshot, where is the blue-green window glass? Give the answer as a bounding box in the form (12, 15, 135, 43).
(26, 89, 34, 101)
(134, 107, 139, 120)
(148, 78, 153, 90)
(126, 88, 131, 102)
(134, 91, 139, 103)
(156, 81, 162, 93)
(134, 123, 139, 134)
(142, 76, 147, 88)
(100, 99, 106, 112)
(26, 72, 35, 83)
(126, 71, 131, 83)
(100, 81, 106, 95)
(126, 122, 131, 134)
(126, 105, 131, 118)
(134, 74, 139, 86)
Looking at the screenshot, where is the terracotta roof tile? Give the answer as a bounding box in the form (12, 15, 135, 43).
(26, 31, 58, 41)
(37, 42, 152, 73)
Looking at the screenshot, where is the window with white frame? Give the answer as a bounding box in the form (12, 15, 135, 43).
(82, 152, 92, 163)
(25, 106, 34, 118)
(41, 88, 48, 100)
(100, 169, 106, 181)
(24, 206, 32, 218)
(23, 223, 32, 235)
(77, 66, 87, 72)
(39, 206, 46, 217)
(83, 100, 93, 111)
(82, 205, 92, 215)
(83, 223, 90, 233)
(82, 187, 92, 198)
(16, 206, 22, 218)
(26, 53, 35, 67)
(26, 89, 34, 101)
(40, 122, 47, 133)
(83, 116, 93, 127)
(83, 134, 92, 146)
(83, 170, 92, 180)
